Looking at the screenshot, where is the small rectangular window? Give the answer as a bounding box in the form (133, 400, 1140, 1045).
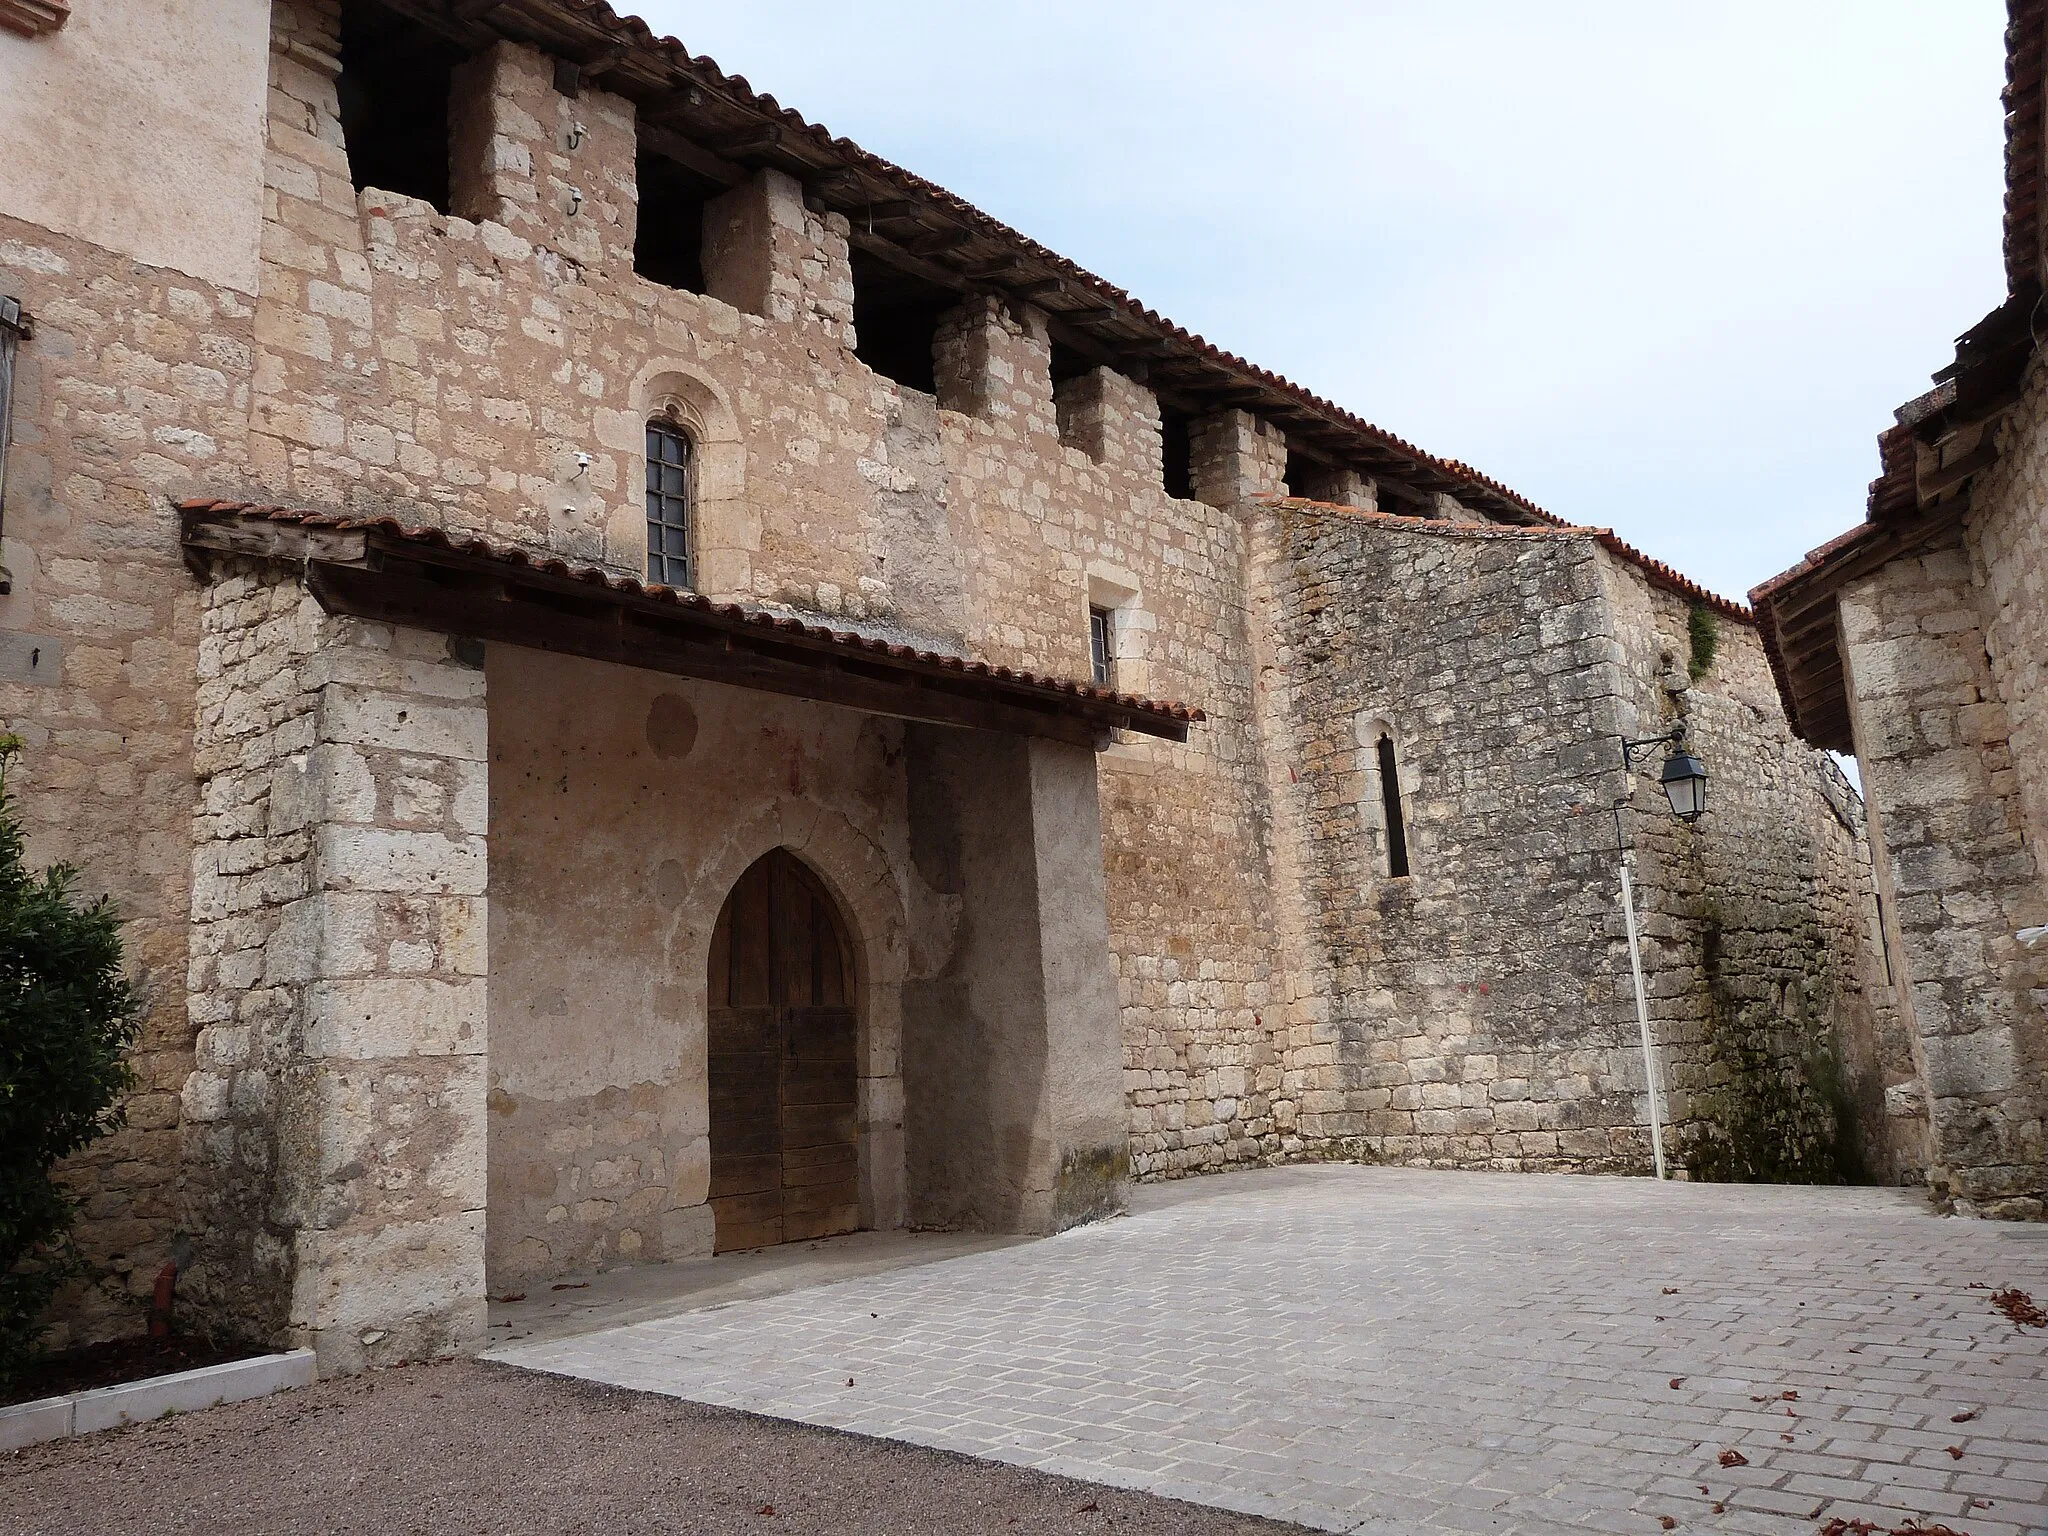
(1089, 605, 1114, 688)
(634, 150, 710, 292)
(646, 420, 693, 589)
(1377, 733, 1411, 878)
(337, 1, 464, 213)
(1160, 406, 1193, 500)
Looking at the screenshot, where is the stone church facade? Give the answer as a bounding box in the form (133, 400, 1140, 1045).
(1, 0, 1907, 1371)
(1753, 0, 2048, 1223)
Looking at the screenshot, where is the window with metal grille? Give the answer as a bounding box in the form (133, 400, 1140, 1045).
(1089, 605, 1114, 688)
(1377, 733, 1411, 878)
(645, 419, 693, 588)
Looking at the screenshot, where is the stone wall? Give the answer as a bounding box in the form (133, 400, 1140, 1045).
(1832, 358, 2048, 1219)
(484, 648, 911, 1285)
(1603, 569, 1919, 1186)
(0, 225, 257, 1345)
(1253, 500, 1900, 1178)
(0, 0, 1952, 1358)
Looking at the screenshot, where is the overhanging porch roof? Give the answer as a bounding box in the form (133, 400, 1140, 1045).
(180, 501, 1202, 747)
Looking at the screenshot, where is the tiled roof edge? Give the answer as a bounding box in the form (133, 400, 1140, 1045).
(179, 498, 1204, 725)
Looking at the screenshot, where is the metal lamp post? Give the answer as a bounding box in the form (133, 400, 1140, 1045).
(1615, 721, 1708, 1180)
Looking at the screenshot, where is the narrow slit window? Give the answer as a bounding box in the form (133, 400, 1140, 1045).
(646, 419, 693, 588)
(1089, 605, 1114, 688)
(1377, 733, 1411, 878)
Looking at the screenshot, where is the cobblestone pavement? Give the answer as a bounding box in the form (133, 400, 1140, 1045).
(489, 1167, 2048, 1535)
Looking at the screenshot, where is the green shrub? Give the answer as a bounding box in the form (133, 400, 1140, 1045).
(1687, 602, 1719, 681)
(0, 739, 138, 1383)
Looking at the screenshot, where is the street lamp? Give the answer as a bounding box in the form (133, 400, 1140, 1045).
(1657, 742, 1709, 823)
(1614, 720, 1708, 1180)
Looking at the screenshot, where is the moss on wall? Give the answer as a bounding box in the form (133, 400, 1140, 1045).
(1687, 603, 1719, 681)
(1677, 913, 1861, 1184)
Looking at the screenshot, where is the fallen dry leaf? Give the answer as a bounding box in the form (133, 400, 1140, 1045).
(1709, 1504, 1724, 1515)
(550, 1282, 589, 1291)
(1659, 1517, 1677, 1530)
(1717, 1449, 1748, 1468)
(1945, 1445, 1965, 1460)
(1662, 1287, 1679, 1295)
(494, 1293, 526, 1303)
(1951, 1410, 1978, 1423)
(1991, 1287, 2047, 1329)
(1669, 1377, 1685, 1389)
(1076, 1502, 1099, 1514)
(756, 1506, 775, 1518)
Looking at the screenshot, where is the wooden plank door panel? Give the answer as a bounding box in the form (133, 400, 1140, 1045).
(708, 852, 860, 1254)
(708, 1003, 780, 1252)
(780, 1003, 858, 1242)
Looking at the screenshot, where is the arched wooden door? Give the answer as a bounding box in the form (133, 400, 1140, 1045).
(706, 849, 859, 1252)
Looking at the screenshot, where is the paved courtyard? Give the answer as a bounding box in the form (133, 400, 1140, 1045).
(490, 1167, 2048, 1535)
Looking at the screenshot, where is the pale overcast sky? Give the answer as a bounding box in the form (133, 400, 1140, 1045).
(629, 2, 2008, 604)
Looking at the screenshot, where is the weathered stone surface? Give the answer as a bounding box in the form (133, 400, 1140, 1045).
(0, 0, 1936, 1364)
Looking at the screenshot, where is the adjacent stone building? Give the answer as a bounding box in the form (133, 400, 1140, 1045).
(1752, 0, 2048, 1222)
(1, 0, 1906, 1370)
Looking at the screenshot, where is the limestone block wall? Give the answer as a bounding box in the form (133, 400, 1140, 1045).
(1601, 564, 1919, 1186)
(1254, 506, 1649, 1169)
(0, 220, 257, 1343)
(183, 557, 488, 1370)
(484, 648, 911, 1286)
(1253, 503, 1894, 1177)
(245, 0, 1293, 1186)
(1840, 526, 2048, 1217)
(1968, 361, 2048, 875)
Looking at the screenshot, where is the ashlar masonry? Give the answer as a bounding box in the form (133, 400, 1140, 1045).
(0, 0, 1919, 1368)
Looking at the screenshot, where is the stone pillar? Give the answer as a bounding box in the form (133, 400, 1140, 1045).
(1054, 366, 1163, 480)
(1288, 463, 1376, 511)
(1839, 539, 2048, 1217)
(703, 168, 853, 343)
(449, 40, 636, 275)
(901, 727, 1127, 1233)
(1190, 407, 1288, 508)
(933, 295, 1053, 434)
(184, 560, 489, 1373)
(1025, 738, 1129, 1227)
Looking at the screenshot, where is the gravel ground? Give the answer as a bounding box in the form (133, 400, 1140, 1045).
(3, 1358, 1310, 1536)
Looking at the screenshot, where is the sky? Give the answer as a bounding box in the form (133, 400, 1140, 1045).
(628, 2, 2009, 605)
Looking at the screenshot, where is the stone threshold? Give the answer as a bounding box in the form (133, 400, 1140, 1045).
(0, 1349, 316, 1451)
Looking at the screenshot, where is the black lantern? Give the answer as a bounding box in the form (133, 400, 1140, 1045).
(1658, 745, 1708, 823)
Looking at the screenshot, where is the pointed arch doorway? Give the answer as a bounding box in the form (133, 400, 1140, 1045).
(707, 849, 860, 1253)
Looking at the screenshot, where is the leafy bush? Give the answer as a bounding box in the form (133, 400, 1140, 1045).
(0, 740, 138, 1382)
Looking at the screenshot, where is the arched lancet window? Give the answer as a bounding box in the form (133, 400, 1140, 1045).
(1376, 732, 1411, 878)
(645, 417, 693, 588)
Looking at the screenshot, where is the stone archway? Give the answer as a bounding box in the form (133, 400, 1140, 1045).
(706, 847, 861, 1252)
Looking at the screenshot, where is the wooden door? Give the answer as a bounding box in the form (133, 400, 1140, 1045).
(706, 850, 859, 1252)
